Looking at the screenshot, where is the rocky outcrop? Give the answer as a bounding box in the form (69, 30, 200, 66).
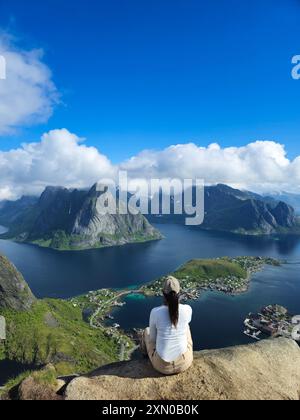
(0, 184, 161, 250)
(0, 255, 36, 311)
(16, 376, 63, 401)
(268, 192, 300, 215)
(270, 201, 296, 228)
(3, 365, 66, 401)
(70, 184, 160, 248)
(65, 338, 300, 401)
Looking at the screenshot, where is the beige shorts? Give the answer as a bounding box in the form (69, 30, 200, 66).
(142, 327, 193, 376)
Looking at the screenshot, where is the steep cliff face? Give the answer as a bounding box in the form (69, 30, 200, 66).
(270, 201, 296, 228)
(0, 184, 161, 250)
(70, 185, 161, 248)
(0, 255, 36, 311)
(202, 185, 297, 234)
(65, 338, 300, 401)
(29, 187, 85, 237)
(147, 184, 297, 235)
(0, 196, 38, 227)
(267, 192, 300, 215)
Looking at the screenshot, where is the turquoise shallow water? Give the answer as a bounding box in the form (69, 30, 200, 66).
(108, 263, 300, 351)
(1, 223, 300, 383)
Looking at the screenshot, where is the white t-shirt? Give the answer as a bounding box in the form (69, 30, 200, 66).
(149, 304, 192, 363)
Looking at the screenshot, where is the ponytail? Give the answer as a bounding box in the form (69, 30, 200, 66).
(164, 291, 179, 328)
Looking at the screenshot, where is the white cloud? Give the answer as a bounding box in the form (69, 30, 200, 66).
(0, 32, 299, 199)
(121, 140, 300, 194)
(0, 32, 58, 134)
(0, 128, 115, 199)
(1, 131, 300, 200)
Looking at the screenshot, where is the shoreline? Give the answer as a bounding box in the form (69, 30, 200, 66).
(76, 257, 283, 336)
(0, 256, 288, 388)
(0, 233, 163, 252)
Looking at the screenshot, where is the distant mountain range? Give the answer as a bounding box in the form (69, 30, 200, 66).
(264, 192, 300, 215)
(0, 184, 299, 247)
(147, 184, 299, 235)
(0, 185, 161, 250)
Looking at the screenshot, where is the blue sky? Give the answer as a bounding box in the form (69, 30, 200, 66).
(0, 0, 300, 162)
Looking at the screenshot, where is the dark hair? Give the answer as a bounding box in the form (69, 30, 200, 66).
(164, 291, 179, 328)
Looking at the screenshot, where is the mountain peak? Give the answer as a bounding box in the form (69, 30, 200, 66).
(0, 184, 161, 251)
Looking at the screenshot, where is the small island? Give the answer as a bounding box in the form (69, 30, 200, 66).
(72, 257, 282, 331)
(142, 256, 281, 299)
(0, 255, 283, 393)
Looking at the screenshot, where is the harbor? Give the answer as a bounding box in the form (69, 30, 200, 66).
(244, 304, 300, 343)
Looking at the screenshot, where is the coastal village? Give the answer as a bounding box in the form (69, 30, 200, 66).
(70, 256, 287, 353)
(141, 256, 282, 299)
(244, 305, 300, 343)
(1, 254, 299, 398)
(70, 289, 134, 360)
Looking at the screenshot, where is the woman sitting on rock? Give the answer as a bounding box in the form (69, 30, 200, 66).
(141, 276, 193, 375)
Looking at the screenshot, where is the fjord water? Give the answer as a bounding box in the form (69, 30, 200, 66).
(1, 223, 300, 299)
(0, 223, 300, 353)
(109, 263, 300, 350)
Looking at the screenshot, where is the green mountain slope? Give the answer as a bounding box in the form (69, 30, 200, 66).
(0, 299, 126, 373)
(0, 256, 36, 311)
(0, 256, 133, 376)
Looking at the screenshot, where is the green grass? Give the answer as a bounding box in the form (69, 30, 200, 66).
(142, 256, 281, 296)
(0, 370, 34, 397)
(30, 231, 91, 251)
(174, 258, 247, 282)
(0, 299, 123, 375)
(29, 229, 162, 251)
(0, 365, 63, 399)
(142, 257, 248, 294)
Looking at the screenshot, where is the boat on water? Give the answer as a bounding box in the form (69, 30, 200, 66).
(244, 318, 258, 331)
(243, 305, 300, 344)
(244, 329, 261, 340)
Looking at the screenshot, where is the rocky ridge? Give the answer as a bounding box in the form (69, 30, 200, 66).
(0, 184, 161, 250)
(64, 338, 300, 401)
(0, 255, 36, 311)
